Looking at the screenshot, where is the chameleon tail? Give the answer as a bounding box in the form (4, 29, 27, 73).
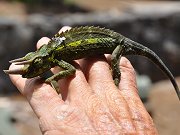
(123, 38, 180, 101)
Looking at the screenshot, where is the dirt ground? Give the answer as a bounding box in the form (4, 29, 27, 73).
(149, 77, 180, 135)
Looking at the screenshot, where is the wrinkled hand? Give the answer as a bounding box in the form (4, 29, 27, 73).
(8, 26, 158, 135)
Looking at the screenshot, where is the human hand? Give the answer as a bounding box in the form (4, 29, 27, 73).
(8, 26, 158, 135)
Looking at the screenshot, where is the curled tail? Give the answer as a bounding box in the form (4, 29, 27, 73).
(123, 38, 180, 100)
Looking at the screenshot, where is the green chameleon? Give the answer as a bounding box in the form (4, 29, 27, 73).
(4, 26, 180, 100)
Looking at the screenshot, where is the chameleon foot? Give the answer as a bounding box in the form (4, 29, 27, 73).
(45, 79, 60, 94)
(114, 78, 120, 86)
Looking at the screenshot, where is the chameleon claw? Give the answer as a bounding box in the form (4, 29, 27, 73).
(9, 57, 25, 63)
(3, 68, 25, 75)
(45, 79, 60, 94)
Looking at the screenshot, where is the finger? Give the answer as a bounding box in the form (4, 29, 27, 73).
(8, 64, 27, 93)
(117, 57, 156, 133)
(35, 27, 72, 100)
(50, 60, 93, 109)
(9, 36, 64, 118)
(106, 56, 138, 94)
(36, 26, 71, 50)
(100, 56, 156, 132)
(8, 64, 64, 118)
(36, 27, 91, 105)
(55, 25, 86, 102)
(119, 57, 138, 93)
(50, 26, 72, 74)
(36, 26, 71, 70)
(81, 56, 115, 95)
(42, 26, 72, 99)
(80, 56, 136, 130)
(36, 37, 50, 49)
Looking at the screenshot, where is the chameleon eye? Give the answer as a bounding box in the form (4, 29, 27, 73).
(34, 58, 43, 64)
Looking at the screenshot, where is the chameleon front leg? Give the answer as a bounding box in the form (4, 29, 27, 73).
(111, 45, 123, 86)
(45, 59, 76, 94)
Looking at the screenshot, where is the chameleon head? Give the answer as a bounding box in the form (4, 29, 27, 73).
(4, 48, 53, 78)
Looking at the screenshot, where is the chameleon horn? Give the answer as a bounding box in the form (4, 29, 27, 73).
(14, 60, 32, 65)
(3, 68, 25, 75)
(9, 57, 25, 63)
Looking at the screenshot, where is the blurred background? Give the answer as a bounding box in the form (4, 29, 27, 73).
(0, 0, 180, 135)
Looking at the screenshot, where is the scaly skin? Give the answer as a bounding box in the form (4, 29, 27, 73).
(4, 26, 180, 100)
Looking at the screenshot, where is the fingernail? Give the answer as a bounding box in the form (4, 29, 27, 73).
(37, 37, 50, 49)
(59, 26, 72, 33)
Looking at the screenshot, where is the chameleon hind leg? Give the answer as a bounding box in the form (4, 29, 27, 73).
(111, 45, 123, 86)
(45, 59, 76, 94)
